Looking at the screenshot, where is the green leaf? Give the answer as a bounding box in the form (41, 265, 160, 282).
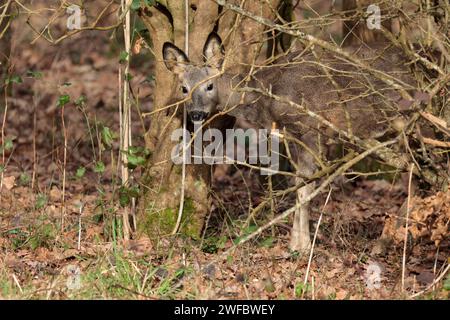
(4, 138, 14, 151)
(19, 173, 30, 186)
(294, 282, 312, 297)
(233, 225, 258, 245)
(260, 236, 274, 248)
(26, 70, 43, 79)
(5, 75, 22, 85)
(127, 154, 146, 169)
(75, 167, 86, 179)
(75, 95, 87, 106)
(62, 82, 72, 87)
(125, 73, 133, 81)
(35, 193, 47, 210)
(0, 164, 4, 173)
(119, 186, 139, 207)
(128, 146, 151, 157)
(119, 51, 129, 64)
(101, 126, 115, 149)
(131, 0, 155, 10)
(0, 136, 15, 153)
(94, 161, 106, 174)
(131, 0, 141, 10)
(119, 190, 130, 207)
(444, 275, 450, 291)
(57, 94, 70, 107)
(123, 146, 150, 169)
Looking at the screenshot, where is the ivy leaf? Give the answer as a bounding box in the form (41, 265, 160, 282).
(131, 0, 141, 10)
(101, 126, 115, 149)
(5, 75, 22, 85)
(57, 94, 70, 107)
(131, 0, 155, 10)
(260, 236, 275, 248)
(444, 275, 450, 291)
(119, 51, 129, 64)
(94, 161, 106, 174)
(127, 154, 146, 169)
(233, 225, 258, 245)
(75, 95, 87, 106)
(4, 138, 14, 151)
(128, 146, 151, 157)
(75, 167, 86, 179)
(0, 136, 15, 153)
(26, 70, 43, 79)
(35, 194, 47, 210)
(123, 146, 150, 169)
(19, 173, 31, 186)
(119, 186, 139, 207)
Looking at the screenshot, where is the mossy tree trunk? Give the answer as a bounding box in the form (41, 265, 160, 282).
(1, 1, 12, 163)
(0, 1, 12, 112)
(136, 0, 280, 243)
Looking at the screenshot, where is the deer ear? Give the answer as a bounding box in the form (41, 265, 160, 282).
(203, 32, 224, 69)
(163, 42, 189, 74)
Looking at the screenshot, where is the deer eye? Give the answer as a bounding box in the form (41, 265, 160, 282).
(181, 86, 188, 94)
(206, 83, 214, 91)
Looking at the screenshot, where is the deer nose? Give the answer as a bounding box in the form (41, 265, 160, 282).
(189, 111, 209, 122)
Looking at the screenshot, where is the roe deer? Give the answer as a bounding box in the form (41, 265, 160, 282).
(162, 31, 415, 252)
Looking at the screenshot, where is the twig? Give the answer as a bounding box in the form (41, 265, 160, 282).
(77, 203, 83, 250)
(422, 137, 450, 148)
(60, 104, 67, 232)
(0, 86, 7, 194)
(302, 187, 332, 299)
(220, 139, 398, 256)
(410, 264, 450, 298)
(12, 273, 23, 294)
(402, 163, 415, 292)
(120, 0, 132, 240)
(172, 0, 189, 235)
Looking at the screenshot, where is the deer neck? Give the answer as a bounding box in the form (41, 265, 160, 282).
(216, 72, 271, 128)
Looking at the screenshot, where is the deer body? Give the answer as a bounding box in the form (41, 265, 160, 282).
(163, 32, 415, 252)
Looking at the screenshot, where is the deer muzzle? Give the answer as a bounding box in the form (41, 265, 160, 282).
(189, 111, 209, 122)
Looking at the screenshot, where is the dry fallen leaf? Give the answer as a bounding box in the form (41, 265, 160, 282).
(49, 186, 61, 202)
(2, 176, 15, 190)
(335, 289, 348, 300)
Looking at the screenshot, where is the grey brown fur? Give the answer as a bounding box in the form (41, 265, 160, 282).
(163, 32, 415, 252)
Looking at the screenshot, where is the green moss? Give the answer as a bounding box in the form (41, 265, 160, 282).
(138, 197, 203, 241)
(174, 165, 182, 175)
(138, 204, 176, 240)
(158, 186, 168, 194)
(180, 197, 201, 239)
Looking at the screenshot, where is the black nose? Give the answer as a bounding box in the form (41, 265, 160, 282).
(189, 111, 209, 122)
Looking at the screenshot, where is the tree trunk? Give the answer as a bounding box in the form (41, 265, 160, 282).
(0, 1, 12, 111)
(137, 0, 280, 243)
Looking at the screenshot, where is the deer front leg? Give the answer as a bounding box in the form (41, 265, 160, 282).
(288, 132, 318, 253)
(290, 180, 315, 252)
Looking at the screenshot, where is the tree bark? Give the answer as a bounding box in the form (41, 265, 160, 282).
(137, 0, 280, 243)
(0, 1, 12, 111)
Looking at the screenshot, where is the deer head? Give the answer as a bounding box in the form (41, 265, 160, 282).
(162, 32, 224, 123)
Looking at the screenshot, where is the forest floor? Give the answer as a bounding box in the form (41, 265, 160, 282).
(0, 4, 448, 300)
